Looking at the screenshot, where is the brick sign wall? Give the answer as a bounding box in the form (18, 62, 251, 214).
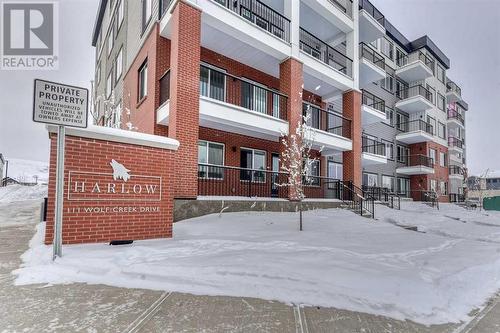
(44, 127, 178, 244)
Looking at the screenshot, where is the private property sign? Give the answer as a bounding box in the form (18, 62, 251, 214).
(33, 79, 88, 128)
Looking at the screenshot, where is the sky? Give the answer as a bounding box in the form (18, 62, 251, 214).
(0, 0, 498, 176)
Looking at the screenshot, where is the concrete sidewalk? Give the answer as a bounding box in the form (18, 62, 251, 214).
(0, 200, 496, 332)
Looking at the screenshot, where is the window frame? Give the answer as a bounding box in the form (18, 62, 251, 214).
(240, 147, 267, 183)
(198, 140, 225, 180)
(200, 63, 227, 102)
(382, 175, 395, 192)
(382, 139, 394, 160)
(363, 172, 379, 187)
(381, 37, 394, 60)
(142, 0, 152, 33)
(115, 47, 123, 84)
(138, 59, 148, 102)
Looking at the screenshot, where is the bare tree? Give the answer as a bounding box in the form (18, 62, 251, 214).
(91, 88, 135, 130)
(278, 107, 322, 231)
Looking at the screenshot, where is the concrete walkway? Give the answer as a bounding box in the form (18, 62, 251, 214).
(0, 200, 497, 332)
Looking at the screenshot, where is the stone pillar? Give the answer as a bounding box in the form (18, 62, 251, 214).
(280, 57, 304, 200)
(169, 1, 201, 199)
(342, 90, 362, 187)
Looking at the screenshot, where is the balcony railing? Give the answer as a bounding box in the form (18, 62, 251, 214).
(200, 65, 288, 121)
(396, 50, 435, 73)
(303, 103, 352, 139)
(328, 0, 353, 19)
(396, 119, 434, 135)
(160, 0, 173, 18)
(159, 70, 170, 106)
(400, 154, 434, 168)
(359, 42, 385, 71)
(359, 0, 385, 26)
(299, 28, 353, 78)
(447, 109, 464, 125)
(448, 137, 464, 149)
(362, 137, 386, 156)
(396, 84, 433, 103)
(362, 90, 385, 113)
(449, 165, 463, 175)
(446, 81, 462, 97)
(211, 0, 290, 42)
(449, 193, 465, 203)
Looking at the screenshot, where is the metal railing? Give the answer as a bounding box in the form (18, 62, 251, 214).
(449, 165, 463, 175)
(446, 81, 462, 97)
(299, 28, 353, 77)
(396, 84, 433, 103)
(362, 90, 385, 113)
(362, 137, 386, 156)
(201, 65, 288, 120)
(359, 42, 385, 71)
(159, 70, 170, 106)
(400, 154, 434, 168)
(359, 0, 385, 26)
(447, 109, 464, 125)
(396, 50, 435, 73)
(449, 193, 465, 203)
(212, 0, 290, 42)
(448, 137, 464, 149)
(328, 0, 353, 18)
(396, 119, 433, 135)
(303, 103, 352, 139)
(362, 185, 401, 210)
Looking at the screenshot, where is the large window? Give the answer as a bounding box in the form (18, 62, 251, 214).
(382, 175, 395, 192)
(385, 107, 394, 126)
(397, 145, 408, 163)
(426, 84, 436, 104)
(115, 47, 123, 83)
(380, 73, 394, 92)
(438, 122, 446, 139)
(200, 65, 226, 101)
(397, 178, 410, 196)
(396, 48, 406, 66)
(437, 93, 445, 111)
(437, 64, 446, 83)
(440, 181, 448, 195)
(117, 0, 124, 29)
(138, 60, 148, 101)
(427, 115, 436, 135)
(429, 148, 436, 165)
(396, 112, 408, 131)
(198, 141, 224, 179)
(381, 38, 394, 60)
(439, 152, 447, 167)
(327, 161, 343, 180)
(241, 79, 267, 114)
(240, 148, 266, 182)
(363, 173, 378, 187)
(383, 139, 394, 160)
(305, 159, 320, 186)
(142, 0, 152, 32)
(430, 179, 437, 192)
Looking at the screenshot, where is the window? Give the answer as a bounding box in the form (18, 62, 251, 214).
(142, 0, 152, 31)
(396, 48, 406, 66)
(382, 175, 395, 192)
(241, 79, 267, 114)
(117, 0, 124, 29)
(106, 71, 112, 98)
(396, 112, 408, 131)
(96, 63, 101, 84)
(380, 73, 394, 92)
(396, 79, 408, 99)
(429, 148, 436, 165)
(384, 107, 394, 126)
(113, 102, 122, 128)
(327, 161, 343, 180)
(397, 178, 410, 196)
(240, 148, 266, 182)
(427, 115, 436, 135)
(381, 38, 394, 60)
(138, 59, 148, 101)
(363, 173, 378, 187)
(305, 159, 320, 186)
(430, 179, 437, 192)
(397, 145, 408, 163)
(198, 141, 224, 179)
(438, 122, 446, 139)
(437, 64, 446, 83)
(200, 65, 226, 101)
(426, 84, 435, 104)
(383, 140, 394, 160)
(439, 152, 447, 167)
(437, 93, 445, 111)
(115, 48, 123, 83)
(107, 25, 114, 56)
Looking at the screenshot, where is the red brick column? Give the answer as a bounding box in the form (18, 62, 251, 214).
(342, 90, 362, 187)
(280, 57, 304, 200)
(169, 1, 201, 199)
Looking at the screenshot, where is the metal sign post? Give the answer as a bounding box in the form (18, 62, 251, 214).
(32, 79, 88, 260)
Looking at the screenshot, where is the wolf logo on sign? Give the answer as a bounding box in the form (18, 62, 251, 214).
(110, 159, 131, 182)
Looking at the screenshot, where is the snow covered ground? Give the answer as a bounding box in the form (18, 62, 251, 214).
(11, 201, 500, 326)
(3, 158, 49, 184)
(0, 184, 47, 204)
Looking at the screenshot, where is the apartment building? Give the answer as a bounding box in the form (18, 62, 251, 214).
(91, 0, 468, 203)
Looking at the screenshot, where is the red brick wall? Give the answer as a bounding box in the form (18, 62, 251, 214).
(45, 134, 175, 245)
(342, 90, 362, 187)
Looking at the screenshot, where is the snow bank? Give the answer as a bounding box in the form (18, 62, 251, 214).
(13, 203, 500, 325)
(3, 158, 48, 183)
(0, 184, 47, 203)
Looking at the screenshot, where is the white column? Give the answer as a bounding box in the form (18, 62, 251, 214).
(284, 0, 300, 59)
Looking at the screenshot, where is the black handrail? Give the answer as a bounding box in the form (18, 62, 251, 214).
(359, 42, 385, 71)
(329, 0, 353, 18)
(299, 28, 353, 77)
(200, 65, 288, 120)
(362, 137, 386, 156)
(359, 0, 385, 26)
(212, 0, 290, 42)
(401, 154, 434, 168)
(362, 90, 385, 113)
(396, 50, 435, 73)
(448, 137, 464, 149)
(303, 103, 352, 139)
(447, 109, 464, 125)
(446, 81, 462, 97)
(396, 119, 433, 135)
(396, 84, 433, 102)
(449, 165, 463, 175)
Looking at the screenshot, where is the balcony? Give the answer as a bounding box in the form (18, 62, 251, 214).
(448, 137, 464, 154)
(362, 137, 387, 165)
(449, 165, 464, 179)
(161, 0, 292, 78)
(359, 42, 385, 87)
(299, 28, 355, 96)
(303, 103, 353, 154)
(358, 0, 385, 43)
(446, 80, 462, 104)
(395, 120, 434, 144)
(361, 90, 386, 125)
(395, 50, 434, 82)
(395, 85, 434, 114)
(396, 154, 435, 175)
(447, 109, 464, 128)
(157, 66, 289, 141)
